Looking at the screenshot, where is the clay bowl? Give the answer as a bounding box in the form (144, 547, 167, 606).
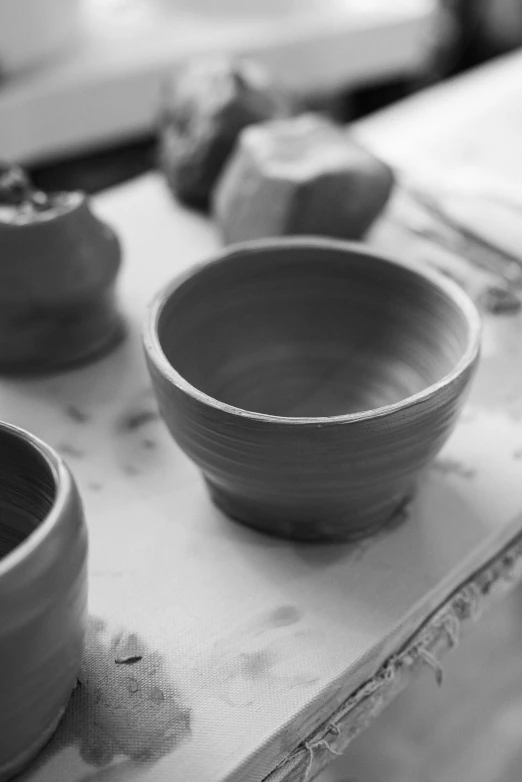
(0, 422, 88, 781)
(144, 238, 481, 542)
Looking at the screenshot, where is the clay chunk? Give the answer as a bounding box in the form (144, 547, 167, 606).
(158, 56, 288, 208)
(213, 114, 395, 244)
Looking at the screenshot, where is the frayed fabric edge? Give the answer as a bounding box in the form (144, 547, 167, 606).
(265, 534, 522, 782)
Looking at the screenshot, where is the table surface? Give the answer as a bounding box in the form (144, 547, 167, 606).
(11, 49, 522, 782)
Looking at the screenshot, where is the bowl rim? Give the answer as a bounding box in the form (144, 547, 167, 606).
(0, 421, 72, 578)
(143, 236, 482, 426)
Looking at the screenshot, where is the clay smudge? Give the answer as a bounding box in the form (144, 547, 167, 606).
(514, 449, 522, 461)
(31, 618, 191, 770)
(347, 495, 412, 562)
(433, 458, 477, 479)
(209, 640, 319, 706)
(239, 649, 276, 680)
(88, 482, 103, 492)
(128, 678, 139, 694)
(150, 687, 165, 703)
(480, 285, 522, 315)
(294, 541, 352, 567)
(267, 606, 302, 628)
(202, 607, 319, 707)
(287, 674, 320, 687)
(123, 464, 141, 477)
(113, 407, 163, 476)
(58, 443, 85, 459)
(66, 405, 90, 423)
(116, 410, 158, 434)
(294, 494, 413, 568)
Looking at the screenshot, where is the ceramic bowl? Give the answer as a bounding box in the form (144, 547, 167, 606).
(0, 422, 88, 781)
(144, 238, 481, 541)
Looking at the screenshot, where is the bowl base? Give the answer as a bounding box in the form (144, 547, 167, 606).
(0, 702, 67, 782)
(207, 480, 414, 543)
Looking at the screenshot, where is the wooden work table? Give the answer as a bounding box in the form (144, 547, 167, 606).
(10, 50, 522, 782)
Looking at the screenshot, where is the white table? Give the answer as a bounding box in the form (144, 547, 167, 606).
(318, 47, 522, 782)
(10, 50, 522, 782)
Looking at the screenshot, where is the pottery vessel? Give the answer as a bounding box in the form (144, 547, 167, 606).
(144, 238, 481, 541)
(0, 422, 88, 780)
(0, 190, 124, 374)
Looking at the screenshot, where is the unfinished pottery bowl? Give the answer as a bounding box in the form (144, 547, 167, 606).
(144, 238, 481, 541)
(0, 422, 88, 781)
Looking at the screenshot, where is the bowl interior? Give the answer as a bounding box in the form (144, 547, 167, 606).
(157, 243, 475, 418)
(0, 430, 56, 559)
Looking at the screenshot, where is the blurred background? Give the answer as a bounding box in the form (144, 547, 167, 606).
(1, 0, 521, 195)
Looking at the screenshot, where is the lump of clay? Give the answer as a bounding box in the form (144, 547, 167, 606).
(213, 113, 395, 244)
(158, 55, 289, 208)
(0, 162, 124, 374)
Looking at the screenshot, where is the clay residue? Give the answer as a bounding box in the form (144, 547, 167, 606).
(58, 443, 85, 459)
(122, 464, 141, 477)
(116, 410, 159, 434)
(66, 405, 90, 424)
(266, 606, 302, 628)
(87, 482, 103, 492)
(30, 617, 191, 772)
(141, 438, 157, 450)
(433, 458, 476, 479)
(292, 495, 412, 568)
(200, 606, 321, 706)
(114, 406, 162, 476)
(480, 285, 522, 315)
(294, 541, 352, 568)
(238, 650, 276, 681)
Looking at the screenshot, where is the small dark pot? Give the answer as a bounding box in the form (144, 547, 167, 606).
(0, 192, 124, 374)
